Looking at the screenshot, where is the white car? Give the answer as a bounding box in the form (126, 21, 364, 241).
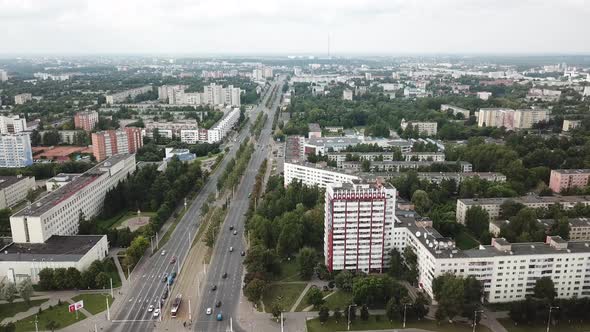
(229, 247, 233, 252)
(206, 307, 212, 315)
(153, 308, 160, 318)
(161, 250, 166, 256)
(148, 305, 154, 312)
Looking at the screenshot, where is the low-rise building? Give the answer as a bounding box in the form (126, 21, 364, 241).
(562, 120, 582, 132)
(308, 123, 322, 138)
(163, 148, 196, 163)
(14, 93, 32, 105)
(0, 176, 36, 209)
(549, 169, 590, 193)
(342, 89, 353, 101)
(305, 137, 362, 155)
(456, 195, 590, 224)
(477, 91, 492, 100)
(144, 119, 198, 138)
(400, 119, 438, 136)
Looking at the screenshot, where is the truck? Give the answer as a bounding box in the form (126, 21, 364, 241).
(171, 294, 182, 317)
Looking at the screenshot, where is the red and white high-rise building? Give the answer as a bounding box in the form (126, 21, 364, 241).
(324, 181, 396, 273)
(74, 110, 99, 131)
(91, 127, 143, 161)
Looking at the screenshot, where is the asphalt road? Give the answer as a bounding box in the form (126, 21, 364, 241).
(107, 80, 280, 332)
(193, 78, 284, 332)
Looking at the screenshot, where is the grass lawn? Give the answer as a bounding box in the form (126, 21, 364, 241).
(71, 294, 113, 315)
(499, 318, 590, 332)
(323, 290, 354, 311)
(307, 316, 492, 332)
(14, 302, 86, 332)
(104, 257, 122, 288)
(455, 230, 480, 250)
(262, 283, 307, 312)
(0, 299, 47, 321)
(111, 211, 156, 229)
(272, 258, 301, 282)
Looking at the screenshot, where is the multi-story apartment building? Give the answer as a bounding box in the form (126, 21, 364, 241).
(0, 175, 36, 209)
(325, 181, 396, 273)
(440, 104, 471, 118)
(284, 162, 360, 188)
(105, 85, 152, 104)
(477, 108, 550, 130)
(0, 115, 27, 134)
(359, 160, 472, 173)
(342, 89, 353, 101)
(205, 108, 240, 143)
(562, 120, 582, 132)
(394, 213, 590, 303)
(400, 119, 438, 136)
(74, 110, 99, 131)
(308, 123, 322, 138)
(143, 119, 198, 138)
(0, 133, 33, 167)
(91, 127, 143, 161)
(285, 136, 306, 163)
(10, 154, 136, 243)
(0, 69, 8, 82)
(549, 169, 590, 193)
(180, 129, 200, 144)
(161, 83, 241, 107)
(456, 195, 590, 224)
(304, 137, 363, 155)
(14, 93, 32, 105)
(382, 172, 507, 185)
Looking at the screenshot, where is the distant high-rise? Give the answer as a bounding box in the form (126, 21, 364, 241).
(0, 115, 27, 134)
(0, 69, 8, 82)
(74, 110, 99, 131)
(91, 127, 143, 161)
(0, 133, 33, 168)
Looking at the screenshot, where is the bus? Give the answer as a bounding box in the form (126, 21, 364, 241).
(170, 294, 182, 317)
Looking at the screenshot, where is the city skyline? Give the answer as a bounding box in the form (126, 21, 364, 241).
(1, 0, 589, 55)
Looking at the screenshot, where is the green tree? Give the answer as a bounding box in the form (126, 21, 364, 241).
(53, 268, 68, 290)
(499, 200, 526, 219)
(298, 247, 317, 280)
(45, 320, 59, 332)
(550, 216, 570, 240)
(533, 276, 556, 301)
(388, 249, 403, 278)
(334, 270, 354, 292)
(361, 159, 371, 172)
(18, 278, 33, 305)
(432, 274, 465, 322)
(270, 301, 282, 321)
(244, 279, 266, 302)
(360, 304, 370, 321)
(65, 267, 82, 289)
(333, 308, 342, 323)
(385, 297, 400, 321)
(465, 206, 490, 240)
(38, 268, 55, 290)
(1, 282, 17, 303)
(411, 190, 432, 214)
(95, 272, 110, 289)
(30, 129, 42, 146)
(413, 293, 430, 320)
(306, 287, 325, 309)
(318, 306, 330, 324)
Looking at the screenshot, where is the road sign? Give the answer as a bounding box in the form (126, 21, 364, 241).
(68, 300, 84, 313)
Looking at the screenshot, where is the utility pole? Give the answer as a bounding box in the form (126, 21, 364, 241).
(189, 299, 192, 321)
(403, 304, 408, 328)
(106, 296, 111, 321)
(110, 278, 113, 298)
(473, 310, 484, 332)
(281, 312, 284, 332)
(547, 306, 559, 332)
(35, 315, 38, 332)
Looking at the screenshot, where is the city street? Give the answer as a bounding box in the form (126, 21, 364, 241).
(106, 81, 281, 332)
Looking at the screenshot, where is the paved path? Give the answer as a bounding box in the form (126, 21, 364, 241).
(290, 283, 312, 312)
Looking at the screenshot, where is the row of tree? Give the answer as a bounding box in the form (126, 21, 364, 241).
(37, 258, 117, 291)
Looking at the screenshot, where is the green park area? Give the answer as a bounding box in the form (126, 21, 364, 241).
(13, 302, 86, 332)
(307, 315, 492, 332)
(71, 294, 114, 315)
(499, 318, 590, 332)
(0, 299, 47, 322)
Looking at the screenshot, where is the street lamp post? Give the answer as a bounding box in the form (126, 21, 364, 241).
(547, 306, 559, 332)
(347, 304, 356, 331)
(403, 304, 409, 328)
(473, 310, 484, 332)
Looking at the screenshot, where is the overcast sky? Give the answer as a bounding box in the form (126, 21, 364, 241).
(1, 0, 589, 55)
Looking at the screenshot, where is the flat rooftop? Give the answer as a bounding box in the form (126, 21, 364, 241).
(552, 169, 590, 175)
(13, 154, 132, 217)
(0, 176, 30, 191)
(459, 195, 590, 206)
(0, 235, 105, 262)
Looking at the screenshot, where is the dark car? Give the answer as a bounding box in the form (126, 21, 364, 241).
(222, 272, 228, 279)
(211, 285, 217, 291)
(240, 251, 245, 256)
(229, 225, 234, 231)
(162, 290, 168, 300)
(215, 301, 222, 308)
(162, 273, 168, 282)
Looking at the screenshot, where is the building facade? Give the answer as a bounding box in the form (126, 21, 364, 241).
(549, 169, 590, 193)
(10, 154, 136, 243)
(0, 115, 27, 134)
(14, 93, 32, 105)
(284, 162, 360, 188)
(324, 182, 396, 273)
(477, 108, 550, 130)
(91, 127, 143, 161)
(400, 119, 438, 136)
(105, 85, 152, 104)
(0, 134, 33, 168)
(74, 111, 99, 131)
(0, 175, 36, 209)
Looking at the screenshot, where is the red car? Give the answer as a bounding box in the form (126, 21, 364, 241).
(170, 256, 176, 264)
